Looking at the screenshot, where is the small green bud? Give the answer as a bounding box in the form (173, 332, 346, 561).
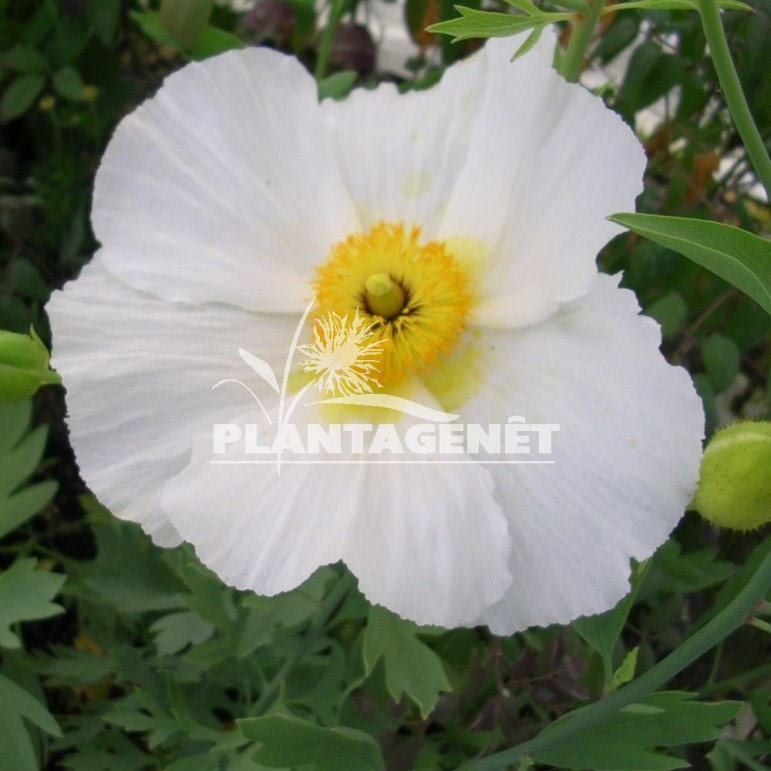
(160, 0, 214, 49)
(0, 327, 61, 402)
(692, 421, 771, 531)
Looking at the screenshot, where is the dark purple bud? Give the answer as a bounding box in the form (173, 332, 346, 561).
(327, 23, 376, 77)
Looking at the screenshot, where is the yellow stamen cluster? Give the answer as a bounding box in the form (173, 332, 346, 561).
(314, 222, 471, 385)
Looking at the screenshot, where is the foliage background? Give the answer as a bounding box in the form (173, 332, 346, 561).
(0, 0, 769, 769)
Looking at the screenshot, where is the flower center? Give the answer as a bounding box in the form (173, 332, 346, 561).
(314, 222, 471, 385)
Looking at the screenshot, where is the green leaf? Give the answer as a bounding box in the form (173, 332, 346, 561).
(645, 292, 688, 338)
(76, 513, 186, 614)
(613, 0, 752, 10)
(87, 0, 122, 45)
(0, 559, 65, 648)
(609, 214, 771, 316)
(0, 672, 61, 771)
(1, 74, 46, 123)
(105, 690, 181, 748)
(363, 606, 450, 717)
(160, 0, 214, 49)
(52, 66, 87, 101)
(1, 46, 49, 73)
(130, 10, 177, 47)
(150, 610, 215, 656)
(428, 8, 545, 42)
(574, 562, 647, 687)
(318, 71, 358, 101)
(609, 647, 639, 692)
(0, 327, 61, 402)
(703, 334, 741, 393)
(40, 646, 114, 687)
(188, 25, 245, 59)
(131, 9, 242, 59)
(0, 401, 57, 538)
(535, 691, 741, 769)
(239, 714, 385, 771)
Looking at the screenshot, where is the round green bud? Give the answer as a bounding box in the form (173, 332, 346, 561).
(692, 421, 771, 531)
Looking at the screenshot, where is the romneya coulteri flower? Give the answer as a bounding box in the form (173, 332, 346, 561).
(47, 31, 704, 634)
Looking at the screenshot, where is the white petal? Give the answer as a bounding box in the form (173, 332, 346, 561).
(435, 33, 647, 328)
(162, 383, 512, 627)
(47, 256, 300, 544)
(321, 58, 481, 236)
(457, 274, 703, 634)
(93, 48, 359, 312)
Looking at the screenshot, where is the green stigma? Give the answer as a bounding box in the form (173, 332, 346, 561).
(365, 273, 406, 320)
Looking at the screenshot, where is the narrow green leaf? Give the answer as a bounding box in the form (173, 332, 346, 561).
(239, 714, 386, 771)
(612, 0, 752, 10)
(610, 214, 771, 316)
(363, 606, 450, 717)
(1, 74, 46, 123)
(511, 24, 546, 61)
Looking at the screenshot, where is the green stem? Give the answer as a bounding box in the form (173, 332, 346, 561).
(314, 0, 345, 83)
(466, 537, 771, 771)
(560, 0, 605, 83)
(698, 0, 771, 198)
(252, 570, 357, 715)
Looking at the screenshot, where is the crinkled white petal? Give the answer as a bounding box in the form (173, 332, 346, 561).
(47, 256, 301, 545)
(93, 48, 359, 313)
(161, 382, 513, 627)
(436, 34, 646, 328)
(459, 274, 704, 634)
(323, 32, 644, 328)
(321, 61, 481, 236)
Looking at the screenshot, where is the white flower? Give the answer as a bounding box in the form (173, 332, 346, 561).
(47, 31, 704, 633)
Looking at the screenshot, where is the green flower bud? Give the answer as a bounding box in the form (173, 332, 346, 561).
(0, 328, 61, 402)
(692, 421, 771, 531)
(160, 0, 214, 49)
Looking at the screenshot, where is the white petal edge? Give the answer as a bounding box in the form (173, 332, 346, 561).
(161, 381, 513, 627)
(47, 255, 302, 545)
(93, 48, 360, 313)
(456, 273, 704, 634)
(436, 33, 647, 328)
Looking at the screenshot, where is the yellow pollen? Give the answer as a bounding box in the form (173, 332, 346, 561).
(314, 222, 471, 385)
